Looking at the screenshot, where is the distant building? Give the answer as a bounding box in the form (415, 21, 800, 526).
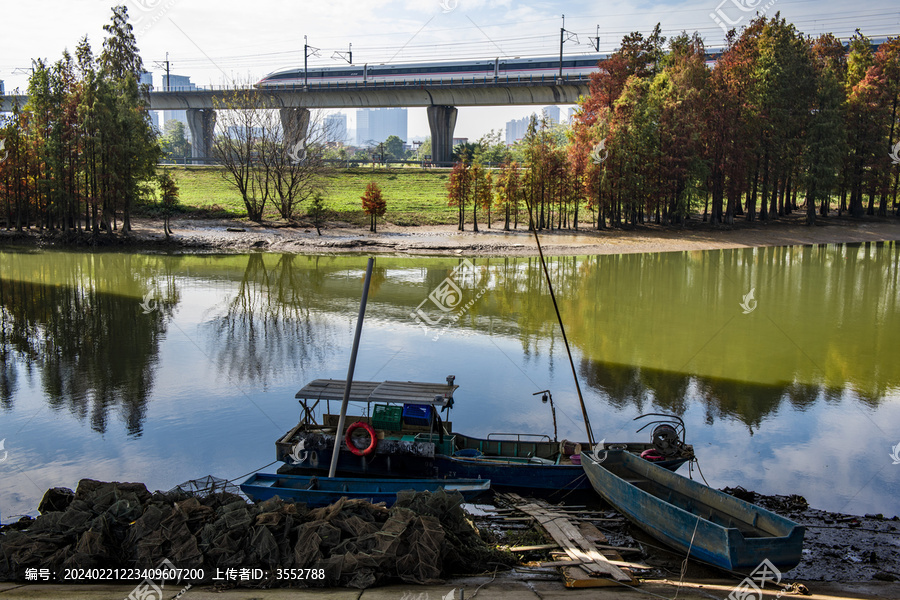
(505, 116, 531, 145)
(543, 105, 561, 124)
(356, 107, 407, 146)
(567, 107, 577, 123)
(324, 113, 348, 144)
(452, 137, 468, 146)
(160, 74, 196, 140)
(139, 72, 160, 132)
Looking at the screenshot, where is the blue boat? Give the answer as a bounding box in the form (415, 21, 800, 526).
(276, 378, 696, 494)
(581, 449, 805, 571)
(240, 472, 491, 508)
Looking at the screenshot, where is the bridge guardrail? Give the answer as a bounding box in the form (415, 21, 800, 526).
(139, 73, 591, 94)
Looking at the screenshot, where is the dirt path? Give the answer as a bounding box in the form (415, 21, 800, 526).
(2, 214, 898, 255)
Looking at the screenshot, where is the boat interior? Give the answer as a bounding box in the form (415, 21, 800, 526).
(596, 452, 791, 539)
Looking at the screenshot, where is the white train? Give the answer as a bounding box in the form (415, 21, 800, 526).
(255, 55, 610, 87)
(255, 37, 892, 88)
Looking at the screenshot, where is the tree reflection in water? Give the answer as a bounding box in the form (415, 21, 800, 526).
(204, 253, 338, 389)
(0, 253, 177, 436)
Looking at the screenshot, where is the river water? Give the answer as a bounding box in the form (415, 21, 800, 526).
(1, 244, 898, 519)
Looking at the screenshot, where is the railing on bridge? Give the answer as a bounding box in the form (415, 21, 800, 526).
(143, 72, 591, 94)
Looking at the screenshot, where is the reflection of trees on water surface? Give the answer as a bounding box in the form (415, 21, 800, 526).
(205, 254, 339, 389)
(0, 253, 178, 435)
(469, 244, 899, 429)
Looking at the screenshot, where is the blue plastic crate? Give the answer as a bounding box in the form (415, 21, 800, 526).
(402, 404, 433, 427)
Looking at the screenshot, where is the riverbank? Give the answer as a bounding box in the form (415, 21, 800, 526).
(1, 578, 898, 599)
(2, 481, 898, 597)
(1, 213, 898, 256)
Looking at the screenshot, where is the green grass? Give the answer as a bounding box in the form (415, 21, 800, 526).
(156, 165, 456, 225)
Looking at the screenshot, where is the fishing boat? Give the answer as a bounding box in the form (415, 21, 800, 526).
(580, 449, 805, 571)
(240, 472, 490, 508)
(274, 377, 695, 493)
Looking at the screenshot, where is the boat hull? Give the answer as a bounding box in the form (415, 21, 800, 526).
(581, 450, 804, 572)
(240, 472, 490, 508)
(277, 427, 692, 494)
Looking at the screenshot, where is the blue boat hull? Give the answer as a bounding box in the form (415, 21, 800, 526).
(240, 472, 490, 508)
(581, 450, 804, 572)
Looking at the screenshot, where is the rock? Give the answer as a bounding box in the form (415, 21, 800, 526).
(38, 487, 74, 514)
(226, 227, 246, 232)
(251, 240, 268, 248)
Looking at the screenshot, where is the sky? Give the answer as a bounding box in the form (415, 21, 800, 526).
(2, 0, 899, 141)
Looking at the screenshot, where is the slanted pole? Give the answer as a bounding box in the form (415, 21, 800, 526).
(328, 257, 375, 478)
(524, 202, 595, 445)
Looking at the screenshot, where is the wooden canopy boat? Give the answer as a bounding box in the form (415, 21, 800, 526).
(581, 449, 805, 571)
(275, 378, 695, 494)
(240, 472, 490, 508)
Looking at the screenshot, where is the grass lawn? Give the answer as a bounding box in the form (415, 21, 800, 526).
(156, 165, 457, 225)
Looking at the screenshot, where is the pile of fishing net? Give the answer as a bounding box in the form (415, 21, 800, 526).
(0, 479, 508, 588)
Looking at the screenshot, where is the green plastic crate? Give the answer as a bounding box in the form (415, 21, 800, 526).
(415, 433, 456, 456)
(372, 404, 402, 431)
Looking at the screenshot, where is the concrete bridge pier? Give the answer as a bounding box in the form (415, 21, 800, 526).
(280, 107, 310, 146)
(186, 108, 216, 163)
(427, 105, 457, 166)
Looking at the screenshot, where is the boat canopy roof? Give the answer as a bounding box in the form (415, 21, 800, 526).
(295, 378, 457, 407)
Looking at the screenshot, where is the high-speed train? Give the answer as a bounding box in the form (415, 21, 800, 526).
(255, 55, 610, 87)
(255, 37, 893, 88)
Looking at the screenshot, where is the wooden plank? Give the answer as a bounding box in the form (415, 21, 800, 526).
(506, 543, 559, 552)
(560, 567, 626, 588)
(525, 503, 635, 583)
(516, 502, 632, 582)
(539, 559, 652, 570)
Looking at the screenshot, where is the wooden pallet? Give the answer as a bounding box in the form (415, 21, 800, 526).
(497, 493, 639, 588)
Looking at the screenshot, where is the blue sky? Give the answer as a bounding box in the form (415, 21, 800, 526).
(2, 0, 898, 139)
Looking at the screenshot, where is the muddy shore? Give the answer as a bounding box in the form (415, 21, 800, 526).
(1, 214, 898, 256)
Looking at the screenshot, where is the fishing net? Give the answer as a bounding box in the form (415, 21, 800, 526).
(0, 479, 509, 588)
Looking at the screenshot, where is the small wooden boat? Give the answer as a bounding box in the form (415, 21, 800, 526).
(581, 449, 805, 571)
(240, 472, 491, 508)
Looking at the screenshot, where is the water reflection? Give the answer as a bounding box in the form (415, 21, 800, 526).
(0, 252, 177, 436)
(0, 245, 897, 516)
(204, 253, 339, 388)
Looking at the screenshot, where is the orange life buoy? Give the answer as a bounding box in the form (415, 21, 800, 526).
(345, 421, 377, 456)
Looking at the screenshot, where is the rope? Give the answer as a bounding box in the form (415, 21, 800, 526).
(225, 460, 279, 486)
(673, 515, 701, 599)
(691, 458, 711, 487)
(468, 565, 499, 599)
